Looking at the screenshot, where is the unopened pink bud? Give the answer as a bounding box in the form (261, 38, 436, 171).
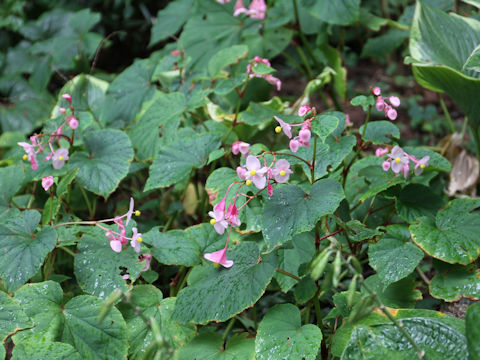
(373, 87, 381, 96)
(382, 161, 391, 171)
(62, 94, 72, 103)
(170, 50, 180, 56)
(58, 107, 66, 114)
(376, 97, 385, 111)
(386, 107, 397, 121)
(236, 166, 247, 180)
(298, 105, 311, 117)
(389, 96, 400, 107)
(299, 129, 311, 143)
(68, 116, 78, 129)
(375, 147, 389, 157)
(289, 139, 300, 153)
(267, 182, 273, 196)
(42, 176, 54, 191)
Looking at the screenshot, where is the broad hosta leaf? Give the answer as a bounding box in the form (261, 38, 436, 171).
(69, 129, 134, 198)
(410, 198, 480, 264)
(463, 0, 480, 7)
(143, 228, 200, 266)
(0, 211, 56, 292)
(430, 263, 480, 301)
(12, 282, 128, 359)
(129, 91, 185, 160)
(11, 341, 81, 360)
(466, 302, 480, 360)
(149, 0, 195, 46)
(0, 291, 32, 341)
(172, 242, 276, 324)
(208, 45, 248, 77)
(395, 184, 445, 223)
(464, 44, 480, 72)
(307, 0, 360, 25)
(179, 333, 254, 360)
(0, 165, 24, 214)
(75, 230, 146, 299)
(359, 121, 400, 144)
(369, 225, 424, 288)
(118, 286, 195, 359)
(341, 318, 467, 360)
(145, 133, 221, 190)
(262, 179, 344, 251)
(255, 304, 322, 360)
(363, 275, 422, 308)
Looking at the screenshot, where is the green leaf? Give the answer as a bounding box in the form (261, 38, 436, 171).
(294, 277, 317, 304)
(430, 263, 480, 302)
(275, 232, 315, 292)
(308, 0, 360, 25)
(362, 29, 409, 58)
(311, 114, 340, 143)
(410, 198, 480, 264)
(11, 341, 81, 360)
(172, 242, 276, 324)
(0, 165, 24, 213)
(69, 129, 134, 198)
(357, 165, 406, 202)
(208, 45, 248, 77)
(143, 228, 200, 266)
(262, 179, 344, 251)
(56, 168, 79, 198)
(250, 61, 275, 75)
(0, 211, 56, 292)
(118, 286, 194, 359)
(363, 275, 422, 308)
(463, 0, 480, 7)
(42, 197, 60, 225)
(341, 318, 467, 360)
(75, 230, 146, 299)
(350, 95, 375, 111)
(395, 184, 445, 223)
(205, 167, 245, 212)
(368, 225, 424, 288)
(359, 121, 400, 144)
(463, 44, 480, 72)
(0, 291, 32, 342)
(345, 220, 382, 242)
(255, 304, 322, 360)
(466, 302, 480, 360)
(149, 0, 194, 46)
(403, 146, 451, 172)
(145, 133, 221, 190)
(179, 333, 255, 360)
(129, 91, 186, 161)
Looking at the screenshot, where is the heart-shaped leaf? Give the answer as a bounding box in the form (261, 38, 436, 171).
(430, 263, 480, 302)
(0, 165, 24, 215)
(0, 291, 32, 342)
(359, 121, 400, 144)
(179, 333, 255, 360)
(255, 304, 322, 360)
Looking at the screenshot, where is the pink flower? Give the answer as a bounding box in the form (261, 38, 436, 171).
(204, 241, 233, 268)
(130, 227, 142, 253)
(233, 0, 248, 16)
(402, 162, 410, 179)
(272, 159, 293, 183)
(62, 94, 72, 103)
(414, 156, 430, 176)
(110, 239, 122, 253)
(236, 166, 247, 180)
(214, 198, 226, 213)
(52, 148, 69, 169)
(18, 141, 38, 170)
(375, 147, 389, 157)
(42, 176, 54, 191)
(376, 97, 385, 111)
(58, 107, 66, 114)
(140, 254, 152, 272)
(248, 0, 267, 19)
(267, 182, 273, 196)
(382, 161, 391, 171)
(289, 139, 300, 152)
(299, 128, 311, 146)
(245, 155, 268, 189)
(209, 209, 228, 235)
(274, 116, 292, 138)
(388, 146, 408, 174)
(68, 116, 78, 129)
(298, 105, 311, 117)
(373, 87, 381, 96)
(232, 141, 250, 156)
(385, 105, 397, 121)
(389, 96, 400, 107)
(265, 74, 281, 90)
(345, 115, 353, 127)
(225, 204, 241, 227)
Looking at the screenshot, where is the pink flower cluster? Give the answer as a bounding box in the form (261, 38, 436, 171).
(377, 145, 430, 178)
(225, 0, 266, 20)
(246, 56, 281, 91)
(274, 106, 314, 153)
(372, 86, 400, 121)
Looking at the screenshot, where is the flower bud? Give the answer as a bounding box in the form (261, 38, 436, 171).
(289, 139, 299, 153)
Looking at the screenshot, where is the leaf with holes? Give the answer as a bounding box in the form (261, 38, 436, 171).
(172, 242, 276, 324)
(69, 129, 134, 198)
(262, 179, 344, 251)
(0, 210, 56, 292)
(256, 304, 322, 360)
(410, 198, 480, 264)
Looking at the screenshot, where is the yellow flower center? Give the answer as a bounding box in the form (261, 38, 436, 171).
(250, 170, 256, 176)
(279, 170, 286, 176)
(22, 154, 28, 160)
(246, 180, 252, 186)
(210, 219, 216, 225)
(137, 237, 143, 243)
(395, 157, 401, 163)
(59, 156, 64, 161)
(135, 210, 141, 216)
(275, 126, 282, 133)
(420, 164, 426, 169)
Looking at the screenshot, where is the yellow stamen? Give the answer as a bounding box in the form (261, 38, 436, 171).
(22, 154, 28, 160)
(250, 170, 256, 176)
(59, 156, 64, 161)
(395, 157, 401, 163)
(210, 219, 216, 225)
(137, 237, 143, 243)
(420, 164, 426, 169)
(246, 180, 252, 186)
(213, 262, 220, 268)
(135, 210, 141, 216)
(279, 170, 286, 176)
(275, 126, 282, 133)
